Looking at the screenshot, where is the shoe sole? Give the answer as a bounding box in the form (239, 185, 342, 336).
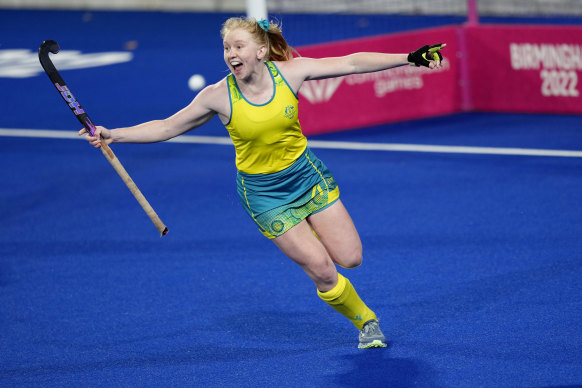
(358, 340, 388, 349)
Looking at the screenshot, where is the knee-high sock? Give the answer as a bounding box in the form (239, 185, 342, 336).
(317, 273, 377, 330)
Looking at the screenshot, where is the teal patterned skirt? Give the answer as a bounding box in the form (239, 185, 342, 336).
(236, 147, 340, 238)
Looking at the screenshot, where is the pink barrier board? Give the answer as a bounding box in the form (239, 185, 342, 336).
(296, 24, 582, 135)
(466, 25, 582, 114)
(296, 27, 460, 135)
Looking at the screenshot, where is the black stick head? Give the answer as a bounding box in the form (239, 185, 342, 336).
(40, 40, 60, 54)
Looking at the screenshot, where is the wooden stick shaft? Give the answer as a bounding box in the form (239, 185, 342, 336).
(100, 143, 168, 236)
(39, 39, 168, 236)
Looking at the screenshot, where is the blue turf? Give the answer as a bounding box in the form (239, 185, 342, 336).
(313, 112, 582, 150)
(1, 8, 582, 387)
(1, 112, 582, 387)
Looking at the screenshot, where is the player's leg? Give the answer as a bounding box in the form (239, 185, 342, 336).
(272, 219, 338, 292)
(306, 199, 363, 269)
(273, 217, 386, 348)
(307, 200, 387, 348)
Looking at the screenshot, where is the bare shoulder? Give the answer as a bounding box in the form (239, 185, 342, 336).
(275, 56, 345, 82)
(194, 77, 229, 115)
(275, 57, 315, 75)
(197, 78, 228, 105)
(272, 58, 317, 92)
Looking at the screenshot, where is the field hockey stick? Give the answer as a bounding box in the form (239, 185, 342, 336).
(38, 40, 169, 236)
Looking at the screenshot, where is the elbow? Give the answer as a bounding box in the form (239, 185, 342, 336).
(160, 119, 174, 141)
(160, 118, 187, 141)
(346, 53, 362, 74)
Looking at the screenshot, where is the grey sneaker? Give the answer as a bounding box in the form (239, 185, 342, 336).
(358, 319, 387, 349)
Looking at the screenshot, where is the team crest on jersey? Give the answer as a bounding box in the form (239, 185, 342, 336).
(284, 105, 296, 119)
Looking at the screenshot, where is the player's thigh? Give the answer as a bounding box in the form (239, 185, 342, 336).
(272, 220, 337, 287)
(307, 199, 363, 268)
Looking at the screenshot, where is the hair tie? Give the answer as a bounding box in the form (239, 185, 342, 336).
(257, 19, 269, 32)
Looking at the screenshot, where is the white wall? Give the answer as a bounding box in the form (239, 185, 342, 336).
(0, 0, 580, 16)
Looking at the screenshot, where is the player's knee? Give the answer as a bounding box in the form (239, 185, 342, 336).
(343, 255, 363, 269)
(309, 259, 337, 287)
(336, 246, 363, 269)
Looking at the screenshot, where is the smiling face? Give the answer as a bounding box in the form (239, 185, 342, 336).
(223, 28, 266, 80)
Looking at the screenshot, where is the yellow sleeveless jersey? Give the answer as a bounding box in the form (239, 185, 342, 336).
(225, 61, 308, 174)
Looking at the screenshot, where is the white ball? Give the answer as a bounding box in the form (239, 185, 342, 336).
(188, 74, 206, 91)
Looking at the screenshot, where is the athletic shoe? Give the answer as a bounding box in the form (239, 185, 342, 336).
(358, 319, 387, 349)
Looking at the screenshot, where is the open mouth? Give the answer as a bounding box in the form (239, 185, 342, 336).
(231, 61, 242, 72)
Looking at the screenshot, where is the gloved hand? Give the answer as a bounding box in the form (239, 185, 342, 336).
(408, 43, 445, 68)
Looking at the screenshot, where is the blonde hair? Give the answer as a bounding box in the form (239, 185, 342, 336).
(221, 17, 296, 61)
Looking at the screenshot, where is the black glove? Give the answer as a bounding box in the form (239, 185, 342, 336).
(408, 43, 445, 67)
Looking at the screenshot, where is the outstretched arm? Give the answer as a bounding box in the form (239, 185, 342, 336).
(279, 43, 445, 89)
(299, 52, 410, 81)
(79, 80, 225, 148)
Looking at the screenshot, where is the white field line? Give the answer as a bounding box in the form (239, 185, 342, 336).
(1, 128, 582, 158)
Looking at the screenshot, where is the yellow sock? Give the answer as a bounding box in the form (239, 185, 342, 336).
(317, 273, 377, 330)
